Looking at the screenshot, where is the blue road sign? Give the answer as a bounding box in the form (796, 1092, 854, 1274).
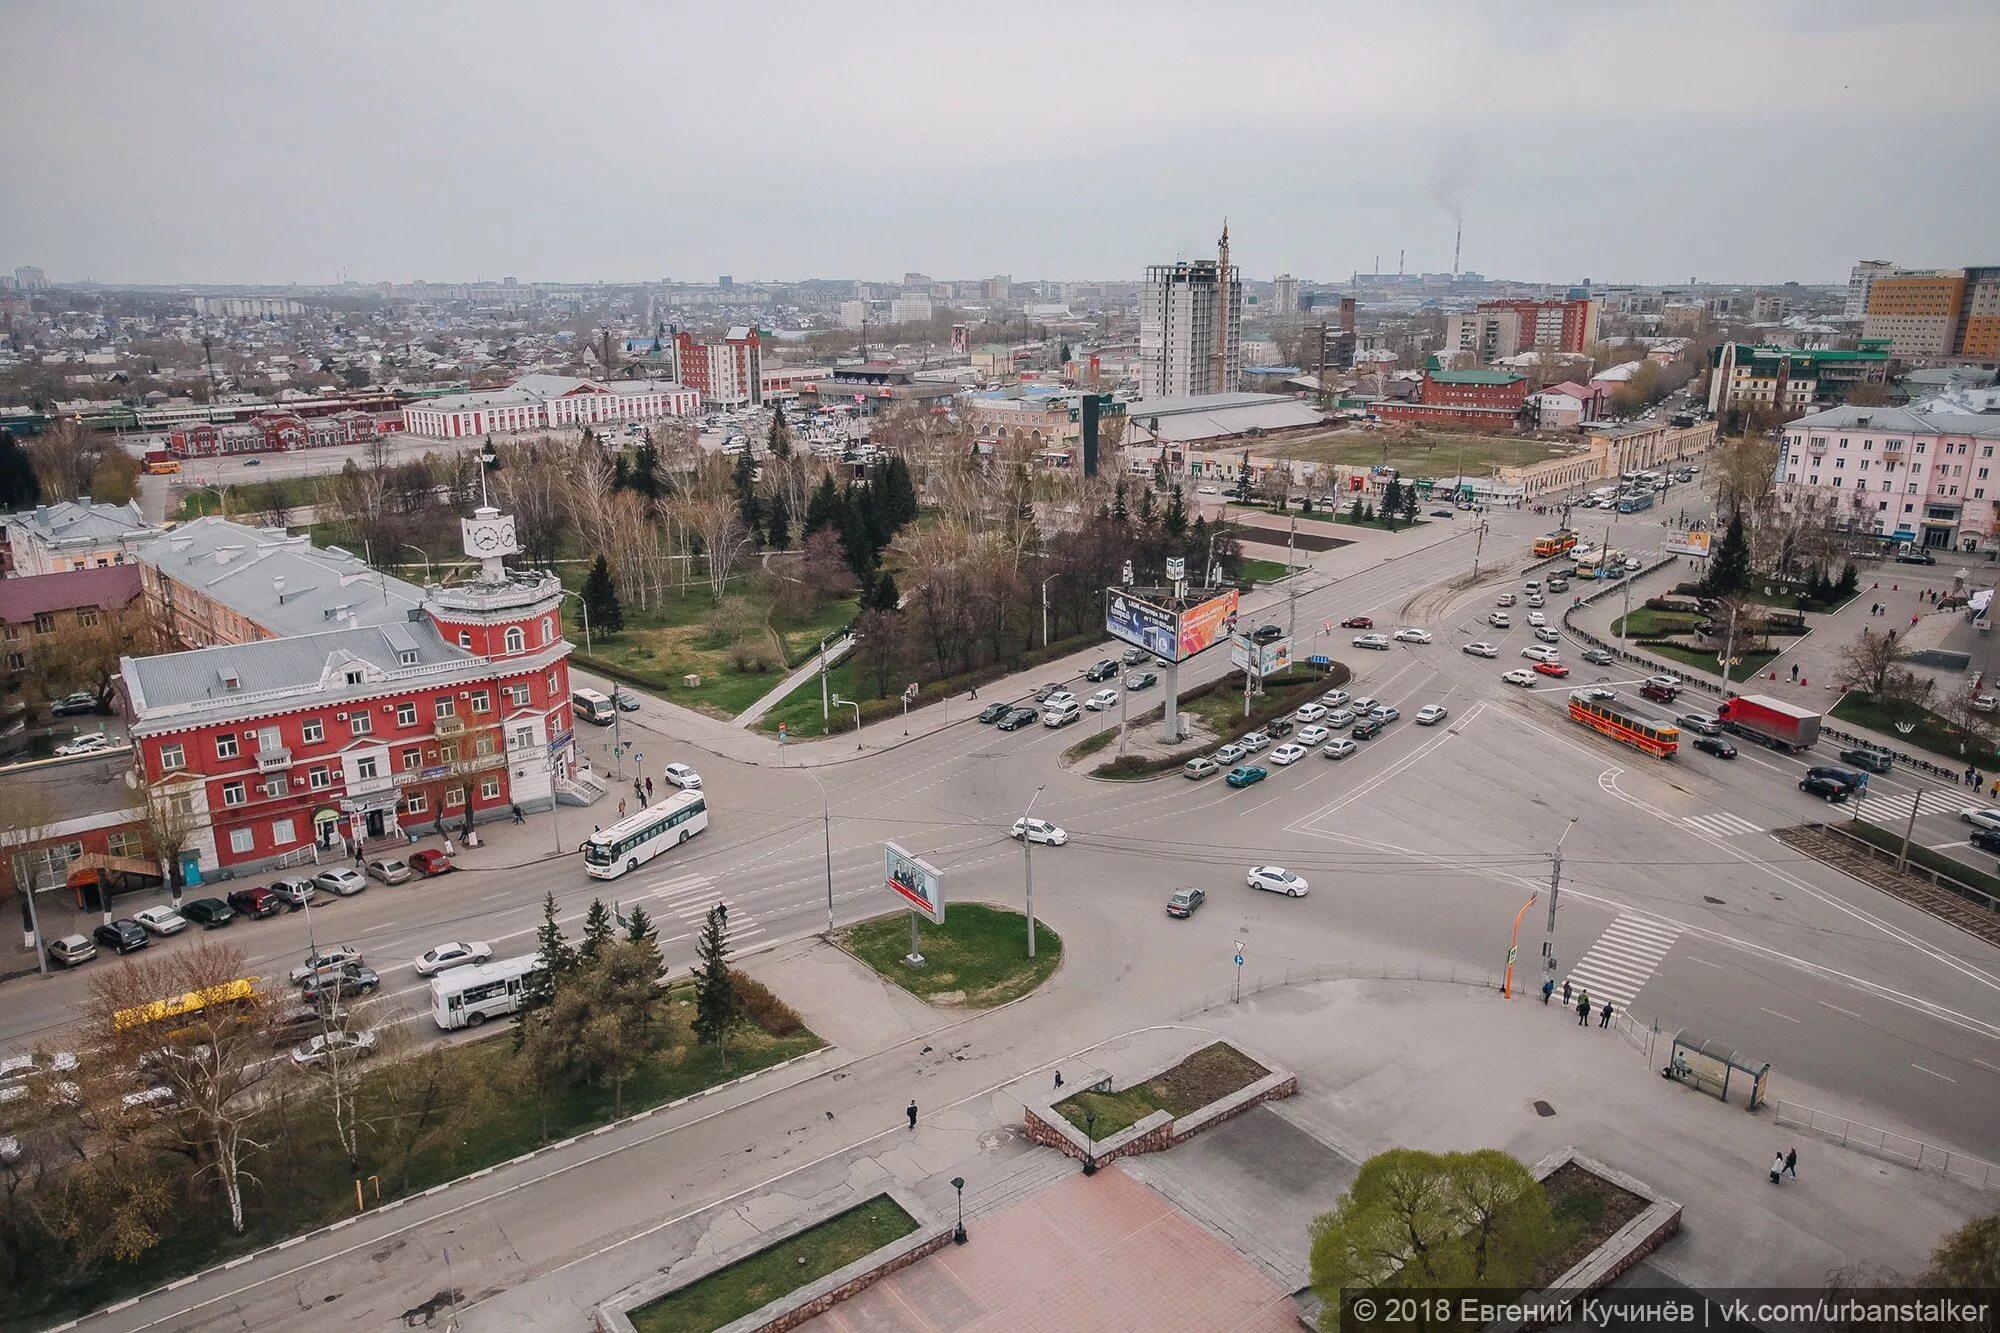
(1233, 953, 1244, 967)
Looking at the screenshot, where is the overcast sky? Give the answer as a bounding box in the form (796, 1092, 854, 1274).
(4, 0, 1995, 288)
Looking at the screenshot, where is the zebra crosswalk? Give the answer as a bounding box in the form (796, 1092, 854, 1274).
(1850, 787, 1987, 826)
(1680, 811, 1763, 839)
(639, 872, 766, 945)
(1563, 914, 1681, 1009)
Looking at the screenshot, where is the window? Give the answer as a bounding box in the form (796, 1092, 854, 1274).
(401, 746, 423, 771)
(2, 626, 15, 641)
(262, 776, 285, 798)
(349, 712, 372, 736)
(32, 613, 53, 634)
(344, 668, 365, 686)
(503, 683, 529, 707)
(542, 616, 554, 644)
(160, 743, 185, 771)
(512, 725, 535, 749)
(165, 790, 196, 818)
(356, 755, 379, 780)
(547, 671, 558, 695)
(445, 787, 465, 807)
(215, 733, 239, 760)
(480, 777, 501, 800)
(5, 652, 21, 672)
(404, 792, 428, 815)
(440, 742, 457, 763)
(396, 702, 417, 727)
(504, 626, 525, 653)
(271, 818, 296, 845)
(469, 689, 490, 713)
(221, 780, 246, 807)
(302, 717, 324, 743)
(435, 696, 455, 719)
(398, 650, 417, 666)
(106, 830, 142, 859)
(457, 631, 471, 649)
(76, 608, 98, 627)
(228, 828, 255, 855)
(474, 733, 496, 757)
(309, 767, 331, 790)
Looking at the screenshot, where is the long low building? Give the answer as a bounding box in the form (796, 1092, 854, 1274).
(1124, 391, 1324, 446)
(401, 374, 698, 439)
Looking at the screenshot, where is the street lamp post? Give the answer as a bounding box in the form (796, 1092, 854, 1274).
(831, 695, 861, 747)
(1082, 1111, 1098, 1176)
(400, 543, 435, 584)
(1020, 784, 1044, 959)
(547, 585, 593, 657)
(951, 1176, 967, 1245)
(802, 767, 836, 934)
(818, 633, 835, 722)
(1041, 573, 1060, 648)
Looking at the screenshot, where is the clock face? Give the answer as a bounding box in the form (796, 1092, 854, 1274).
(471, 526, 500, 551)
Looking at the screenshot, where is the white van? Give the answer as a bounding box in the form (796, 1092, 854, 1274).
(1042, 700, 1081, 728)
(572, 688, 617, 725)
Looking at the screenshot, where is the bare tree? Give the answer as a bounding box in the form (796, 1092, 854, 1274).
(1834, 631, 1912, 698)
(137, 771, 203, 910)
(675, 469, 755, 604)
(2, 785, 65, 951)
(26, 422, 110, 501)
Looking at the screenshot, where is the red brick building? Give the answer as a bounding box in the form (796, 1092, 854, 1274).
(168, 410, 380, 458)
(674, 327, 763, 408)
(1375, 369, 1531, 430)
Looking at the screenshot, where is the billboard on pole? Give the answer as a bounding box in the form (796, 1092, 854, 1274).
(1664, 531, 1711, 558)
(1105, 590, 1180, 660)
(1178, 588, 1240, 658)
(885, 842, 944, 923)
(1230, 637, 1293, 675)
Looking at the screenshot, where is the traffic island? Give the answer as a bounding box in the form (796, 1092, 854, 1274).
(1024, 1040, 1296, 1168)
(836, 902, 1062, 1007)
(1088, 664, 1348, 780)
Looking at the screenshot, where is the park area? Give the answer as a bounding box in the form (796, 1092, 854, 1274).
(838, 903, 1062, 1007)
(1254, 426, 1577, 478)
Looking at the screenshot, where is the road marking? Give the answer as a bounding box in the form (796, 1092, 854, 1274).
(1911, 1063, 1958, 1083)
(1680, 812, 1762, 839)
(1817, 1001, 1862, 1019)
(1759, 1007, 1800, 1023)
(1686, 956, 1724, 970)
(1560, 913, 1683, 1008)
(1973, 1057, 2000, 1076)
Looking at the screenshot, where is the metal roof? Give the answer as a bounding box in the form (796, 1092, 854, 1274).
(2, 497, 163, 547)
(1788, 405, 2000, 440)
(1428, 370, 1524, 385)
(0, 565, 142, 624)
(130, 517, 427, 639)
(122, 619, 464, 720)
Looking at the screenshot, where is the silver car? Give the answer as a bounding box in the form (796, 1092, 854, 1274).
(365, 858, 413, 885)
(313, 868, 367, 897)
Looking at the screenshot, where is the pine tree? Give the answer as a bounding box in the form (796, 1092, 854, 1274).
(581, 555, 625, 635)
(0, 430, 42, 509)
(839, 486, 878, 579)
(1837, 560, 1859, 598)
(1704, 511, 1752, 597)
(516, 891, 577, 1047)
(1398, 484, 1418, 525)
(1111, 477, 1129, 523)
(691, 905, 738, 1057)
(881, 455, 919, 530)
(766, 402, 792, 460)
(580, 898, 614, 964)
(804, 475, 842, 536)
(1163, 485, 1188, 541)
(868, 569, 901, 612)
(630, 441, 661, 499)
(1381, 480, 1403, 527)
(1136, 484, 1157, 529)
(610, 454, 631, 491)
(766, 501, 791, 551)
(625, 903, 659, 958)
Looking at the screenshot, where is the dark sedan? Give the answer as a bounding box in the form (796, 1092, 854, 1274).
(92, 919, 148, 954)
(1970, 827, 2000, 855)
(977, 702, 1012, 724)
(996, 707, 1038, 732)
(178, 897, 236, 929)
(1252, 624, 1285, 643)
(1352, 717, 1386, 740)
(1692, 736, 1738, 760)
(1166, 887, 1206, 918)
(226, 887, 284, 919)
(1799, 774, 1849, 802)
(299, 965, 381, 1005)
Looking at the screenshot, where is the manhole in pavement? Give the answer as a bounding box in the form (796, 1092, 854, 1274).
(1532, 1100, 1556, 1117)
(1703, 895, 1726, 904)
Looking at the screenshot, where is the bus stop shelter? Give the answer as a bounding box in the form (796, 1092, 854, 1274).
(1662, 1030, 1771, 1111)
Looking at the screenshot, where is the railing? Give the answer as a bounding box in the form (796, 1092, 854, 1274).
(1175, 960, 1505, 1020)
(434, 717, 465, 737)
(1800, 820, 2000, 915)
(255, 748, 291, 772)
(1772, 1100, 1998, 1189)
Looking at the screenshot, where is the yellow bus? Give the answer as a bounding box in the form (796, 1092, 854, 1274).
(112, 977, 258, 1037)
(143, 452, 182, 475)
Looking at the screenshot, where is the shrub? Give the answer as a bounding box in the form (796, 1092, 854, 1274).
(731, 970, 805, 1036)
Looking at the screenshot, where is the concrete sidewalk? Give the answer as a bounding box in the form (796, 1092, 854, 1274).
(735, 635, 854, 728)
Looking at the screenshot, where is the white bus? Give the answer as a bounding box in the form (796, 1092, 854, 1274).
(583, 791, 709, 879)
(572, 688, 617, 725)
(430, 954, 543, 1030)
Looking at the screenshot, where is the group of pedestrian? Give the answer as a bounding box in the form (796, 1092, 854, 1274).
(1542, 977, 1615, 1029)
(1965, 766, 1985, 790)
(1770, 1147, 1799, 1183)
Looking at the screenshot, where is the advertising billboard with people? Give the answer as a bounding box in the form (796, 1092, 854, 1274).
(1177, 588, 1240, 658)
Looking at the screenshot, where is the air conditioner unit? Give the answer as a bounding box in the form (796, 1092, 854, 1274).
(336, 713, 348, 721)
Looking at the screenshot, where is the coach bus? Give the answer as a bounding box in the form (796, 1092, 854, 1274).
(583, 791, 709, 879)
(112, 976, 258, 1038)
(1569, 690, 1679, 759)
(430, 954, 543, 1030)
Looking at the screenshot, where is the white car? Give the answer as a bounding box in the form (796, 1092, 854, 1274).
(1488, 612, 1512, 629)
(663, 763, 702, 790)
(1392, 628, 1433, 644)
(1322, 709, 1357, 728)
(1269, 742, 1308, 766)
(1646, 673, 1682, 690)
(1623, 557, 1643, 571)
(1973, 695, 1999, 713)
(1295, 724, 1331, 746)
(1527, 611, 1547, 628)
(1522, 645, 1561, 663)
(1370, 704, 1400, 723)
(1320, 690, 1350, 708)
(1012, 817, 1068, 846)
(1214, 743, 1246, 764)
(414, 940, 493, 976)
(1247, 866, 1309, 897)
(1240, 731, 1272, 753)
(1348, 696, 1378, 714)
(54, 734, 112, 757)
(313, 868, 367, 897)
(1463, 641, 1498, 658)
(131, 905, 188, 936)
(1197, 484, 1218, 495)
(292, 1029, 378, 1068)
(1502, 669, 1538, 687)
(1322, 738, 1358, 760)
(1084, 688, 1119, 711)
(1415, 705, 1448, 726)
(1042, 691, 1077, 710)
(1352, 633, 1391, 650)
(1295, 703, 1328, 723)
(1524, 581, 1542, 594)
(1961, 808, 2000, 832)
(1496, 593, 1517, 607)
(1534, 626, 1561, 644)
(1526, 594, 1546, 608)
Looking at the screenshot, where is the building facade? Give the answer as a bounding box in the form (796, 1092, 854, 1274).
(1705, 342, 1892, 416)
(0, 565, 145, 680)
(401, 375, 697, 440)
(1270, 274, 1300, 315)
(1847, 260, 1896, 320)
(1776, 405, 2000, 552)
(3, 499, 167, 577)
(1375, 369, 1530, 429)
(1446, 298, 1599, 362)
(168, 409, 378, 458)
(1863, 270, 1968, 359)
(1139, 228, 1242, 399)
(119, 506, 581, 878)
(674, 327, 764, 408)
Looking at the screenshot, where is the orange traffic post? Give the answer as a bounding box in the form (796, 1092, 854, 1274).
(1502, 894, 1538, 998)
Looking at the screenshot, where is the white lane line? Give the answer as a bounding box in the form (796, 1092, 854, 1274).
(1759, 1007, 1800, 1023)
(1817, 1001, 1862, 1019)
(1973, 1057, 2000, 1076)
(1911, 1063, 1958, 1083)
(1686, 956, 1724, 969)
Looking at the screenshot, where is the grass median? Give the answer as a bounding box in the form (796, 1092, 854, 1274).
(838, 902, 1061, 1007)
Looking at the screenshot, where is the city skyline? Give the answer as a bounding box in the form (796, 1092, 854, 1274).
(2, 1, 1996, 288)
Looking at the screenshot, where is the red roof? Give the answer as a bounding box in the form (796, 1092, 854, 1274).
(0, 565, 143, 625)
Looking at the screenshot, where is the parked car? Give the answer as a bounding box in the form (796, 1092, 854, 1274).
(1534, 661, 1570, 678)
(1295, 703, 1328, 723)
(1392, 627, 1433, 644)
(92, 919, 148, 954)
(1224, 765, 1268, 788)
(1011, 818, 1068, 846)
(1351, 633, 1390, 650)
(1582, 647, 1613, 665)
(1082, 688, 1120, 712)
(270, 1005, 350, 1047)
(1415, 705, 1448, 726)
(1429, 509, 1455, 518)
(313, 868, 367, 896)
(1214, 743, 1247, 764)
(179, 897, 236, 929)
(46, 934, 95, 968)
(54, 734, 113, 758)
(299, 965, 381, 1005)
(1352, 717, 1386, 740)
(1501, 669, 1537, 687)
(1296, 724, 1331, 746)
(1838, 746, 1894, 774)
(1240, 730, 1271, 752)
(1800, 774, 1851, 803)
(49, 692, 99, 717)
(1247, 866, 1309, 897)
(977, 701, 1012, 724)
(289, 945, 364, 985)
(1183, 756, 1219, 780)
(292, 1028, 379, 1067)
(1121, 645, 1149, 664)
(409, 848, 456, 877)
(663, 763, 702, 790)
(1322, 709, 1357, 728)
(997, 707, 1037, 731)
(266, 877, 317, 908)
(1522, 645, 1561, 663)
(1488, 612, 1512, 629)
(1165, 887, 1205, 918)
(1677, 712, 1722, 736)
(616, 692, 641, 712)
(1084, 659, 1119, 682)
(131, 905, 188, 936)
(1464, 641, 1499, 658)
(1495, 593, 1516, 607)
(225, 887, 284, 919)
(1266, 716, 1294, 737)
(1322, 738, 1358, 760)
(1124, 670, 1158, 690)
(1032, 683, 1065, 703)
(1042, 690, 1076, 710)
(414, 941, 493, 976)
(1319, 689, 1350, 708)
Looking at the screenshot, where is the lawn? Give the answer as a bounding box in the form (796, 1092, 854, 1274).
(173, 473, 326, 520)
(1092, 666, 1341, 779)
(629, 1195, 917, 1333)
(1832, 693, 1999, 767)
(1611, 607, 1702, 638)
(1255, 427, 1574, 477)
(839, 902, 1061, 1007)
(566, 578, 856, 721)
(1237, 556, 1298, 584)
(1639, 641, 1778, 683)
(1531, 1163, 1651, 1287)
(1834, 817, 2000, 900)
(1052, 1042, 1267, 1139)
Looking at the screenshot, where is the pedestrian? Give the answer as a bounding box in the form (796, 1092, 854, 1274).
(1577, 998, 1591, 1026)
(618, 799, 627, 818)
(1562, 979, 1573, 1006)
(717, 901, 728, 924)
(512, 804, 525, 825)
(1599, 1000, 1614, 1028)
(444, 836, 456, 857)
(907, 1100, 918, 1131)
(1541, 977, 1555, 1005)
(1770, 1151, 1785, 1184)
(1790, 662, 1798, 680)
(1054, 1070, 1064, 1090)
(645, 777, 655, 800)
(969, 686, 978, 700)
(1784, 1147, 1798, 1178)
(633, 779, 643, 803)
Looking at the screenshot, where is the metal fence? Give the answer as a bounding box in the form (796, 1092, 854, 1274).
(1175, 961, 1505, 1021)
(1772, 1100, 1999, 1189)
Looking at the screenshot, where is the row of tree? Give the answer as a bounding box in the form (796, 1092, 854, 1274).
(0, 424, 142, 509)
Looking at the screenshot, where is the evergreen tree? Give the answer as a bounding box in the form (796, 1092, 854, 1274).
(1381, 479, 1404, 527)
(839, 484, 880, 579)
(0, 430, 42, 509)
(1837, 560, 1859, 599)
(1111, 477, 1129, 523)
(731, 449, 756, 498)
(516, 891, 577, 1047)
(1362, 501, 1376, 523)
(766, 402, 792, 460)
(868, 569, 901, 612)
(1398, 484, 1418, 525)
(766, 501, 791, 551)
(1190, 514, 1211, 581)
(1163, 485, 1189, 542)
(1236, 450, 1252, 500)
(580, 898, 614, 964)
(690, 905, 738, 1057)
(629, 441, 661, 499)
(881, 455, 919, 530)
(1059, 340, 1072, 364)
(581, 555, 626, 635)
(1136, 484, 1157, 529)
(803, 474, 843, 536)
(624, 904, 661, 973)
(1703, 511, 1752, 597)
(610, 454, 631, 491)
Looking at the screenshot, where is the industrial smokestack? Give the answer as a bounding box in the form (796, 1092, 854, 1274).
(1454, 220, 1462, 277)
(1081, 395, 1100, 478)
(1398, 249, 1404, 277)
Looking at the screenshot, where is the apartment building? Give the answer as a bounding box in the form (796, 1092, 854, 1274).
(1776, 405, 2000, 552)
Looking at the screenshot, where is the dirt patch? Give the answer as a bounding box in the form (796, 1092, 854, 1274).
(1531, 1161, 1649, 1285)
(1146, 1041, 1269, 1111)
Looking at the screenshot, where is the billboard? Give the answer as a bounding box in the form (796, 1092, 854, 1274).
(1231, 637, 1293, 676)
(1664, 531, 1712, 558)
(1105, 590, 1181, 660)
(1178, 588, 1240, 658)
(885, 842, 944, 923)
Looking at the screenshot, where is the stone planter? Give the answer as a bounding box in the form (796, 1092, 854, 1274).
(1021, 1042, 1298, 1170)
